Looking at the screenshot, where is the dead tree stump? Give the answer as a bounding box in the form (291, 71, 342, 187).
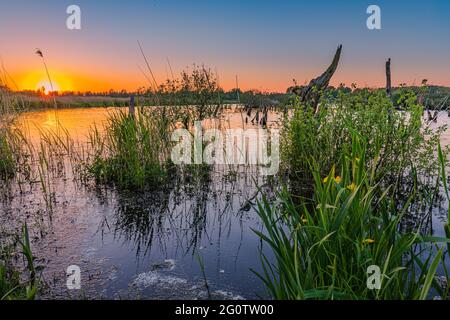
(292, 45, 342, 114)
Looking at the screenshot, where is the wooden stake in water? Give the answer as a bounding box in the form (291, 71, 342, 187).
(236, 75, 240, 104)
(386, 58, 392, 97)
(129, 95, 135, 119)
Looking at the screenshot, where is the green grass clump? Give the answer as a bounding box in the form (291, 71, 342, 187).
(255, 135, 449, 300)
(0, 125, 33, 184)
(0, 129, 15, 179)
(282, 89, 446, 194)
(1, 223, 38, 300)
(0, 89, 31, 181)
(0, 92, 18, 179)
(88, 107, 175, 189)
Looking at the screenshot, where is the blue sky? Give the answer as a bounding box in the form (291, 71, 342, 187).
(1, 0, 449, 91)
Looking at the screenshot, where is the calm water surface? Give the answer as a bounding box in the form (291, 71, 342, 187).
(2, 107, 281, 299)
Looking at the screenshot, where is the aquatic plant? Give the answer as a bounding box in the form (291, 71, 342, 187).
(438, 143, 450, 255)
(0, 223, 39, 300)
(85, 64, 224, 190)
(0, 90, 18, 179)
(281, 89, 447, 196)
(0, 120, 31, 184)
(152, 64, 222, 128)
(254, 134, 450, 299)
(87, 107, 176, 189)
(0, 128, 15, 179)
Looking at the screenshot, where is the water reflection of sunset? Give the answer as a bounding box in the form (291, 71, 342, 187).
(42, 111, 58, 128)
(18, 108, 114, 143)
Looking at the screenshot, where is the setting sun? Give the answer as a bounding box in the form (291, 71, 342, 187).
(16, 70, 72, 93)
(36, 80, 60, 94)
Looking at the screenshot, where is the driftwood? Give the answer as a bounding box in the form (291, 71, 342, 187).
(292, 45, 342, 114)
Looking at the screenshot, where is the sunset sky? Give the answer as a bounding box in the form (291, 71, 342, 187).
(1, 0, 449, 93)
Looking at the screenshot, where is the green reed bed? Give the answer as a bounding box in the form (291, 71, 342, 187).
(255, 134, 450, 300)
(84, 65, 223, 190)
(0, 92, 17, 179)
(282, 89, 446, 193)
(0, 128, 15, 179)
(87, 107, 177, 189)
(0, 223, 38, 300)
(256, 89, 450, 300)
(0, 91, 40, 299)
(0, 93, 31, 182)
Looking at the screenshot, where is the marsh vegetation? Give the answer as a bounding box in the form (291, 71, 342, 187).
(1, 64, 450, 300)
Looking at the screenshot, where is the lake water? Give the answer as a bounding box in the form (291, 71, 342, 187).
(1, 107, 449, 299)
(2, 106, 282, 299)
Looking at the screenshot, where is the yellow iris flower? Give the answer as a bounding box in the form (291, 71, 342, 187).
(323, 176, 341, 184)
(347, 182, 356, 191)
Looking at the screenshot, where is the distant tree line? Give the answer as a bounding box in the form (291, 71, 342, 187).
(3, 72, 449, 110)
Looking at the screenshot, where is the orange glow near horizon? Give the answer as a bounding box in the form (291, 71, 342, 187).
(7, 59, 450, 94)
(8, 68, 450, 95)
(4, 43, 450, 94)
(17, 70, 73, 93)
(11, 69, 150, 94)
